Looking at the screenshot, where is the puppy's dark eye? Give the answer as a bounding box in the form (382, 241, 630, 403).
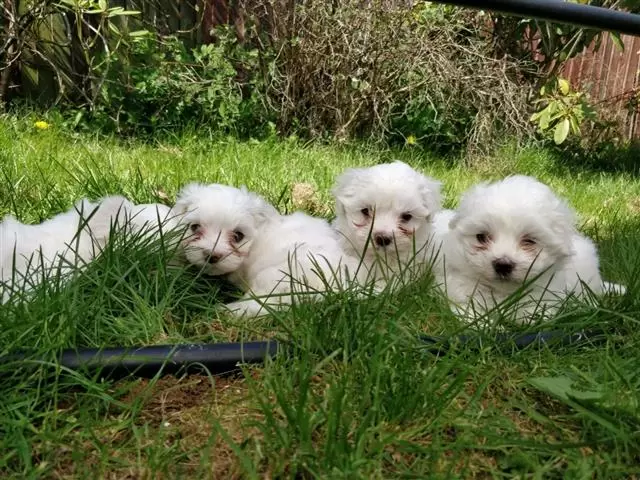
(400, 212, 413, 222)
(233, 230, 245, 243)
(360, 208, 370, 217)
(521, 237, 537, 247)
(476, 233, 489, 244)
(190, 224, 200, 233)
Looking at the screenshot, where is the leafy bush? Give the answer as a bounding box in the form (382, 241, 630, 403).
(0, 0, 158, 107)
(8, 0, 604, 153)
(529, 75, 636, 166)
(252, 1, 532, 153)
(530, 77, 597, 145)
(72, 29, 274, 135)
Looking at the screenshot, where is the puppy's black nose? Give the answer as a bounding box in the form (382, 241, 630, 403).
(492, 258, 515, 277)
(374, 234, 393, 247)
(207, 254, 221, 264)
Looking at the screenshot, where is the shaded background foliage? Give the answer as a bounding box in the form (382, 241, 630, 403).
(2, 0, 640, 155)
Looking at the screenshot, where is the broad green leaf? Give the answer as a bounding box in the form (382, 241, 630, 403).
(128, 30, 150, 37)
(108, 22, 120, 35)
(114, 10, 141, 16)
(554, 118, 570, 144)
(528, 376, 604, 403)
(611, 32, 625, 52)
(558, 78, 570, 95)
(529, 376, 627, 439)
(539, 107, 552, 130)
(569, 115, 581, 134)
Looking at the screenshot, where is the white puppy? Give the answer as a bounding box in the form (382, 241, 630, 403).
(129, 203, 172, 228)
(171, 183, 278, 277)
(0, 195, 132, 301)
(171, 183, 361, 317)
(124, 203, 176, 238)
(332, 160, 442, 288)
(431, 175, 624, 321)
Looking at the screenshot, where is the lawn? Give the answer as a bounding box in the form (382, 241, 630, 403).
(1, 116, 639, 478)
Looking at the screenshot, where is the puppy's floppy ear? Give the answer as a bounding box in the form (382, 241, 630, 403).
(449, 213, 460, 230)
(417, 175, 443, 219)
(547, 195, 579, 256)
(448, 182, 487, 230)
(240, 186, 279, 227)
(522, 177, 578, 255)
(172, 183, 204, 215)
(334, 197, 347, 220)
(332, 168, 364, 203)
(332, 168, 369, 222)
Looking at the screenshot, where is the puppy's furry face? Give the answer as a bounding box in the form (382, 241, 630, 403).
(449, 175, 577, 286)
(332, 161, 442, 259)
(173, 183, 278, 275)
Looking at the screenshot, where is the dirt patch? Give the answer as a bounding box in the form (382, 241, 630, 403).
(127, 373, 264, 478)
(121, 374, 227, 417)
(49, 373, 264, 479)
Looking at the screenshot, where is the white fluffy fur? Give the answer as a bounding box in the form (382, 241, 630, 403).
(332, 160, 442, 288)
(172, 183, 360, 317)
(129, 203, 172, 227)
(0, 195, 132, 301)
(125, 203, 176, 238)
(171, 183, 278, 277)
(431, 175, 624, 321)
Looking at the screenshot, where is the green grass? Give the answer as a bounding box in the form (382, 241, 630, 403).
(1, 115, 639, 478)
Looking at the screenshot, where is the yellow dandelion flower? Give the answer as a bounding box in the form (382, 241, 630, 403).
(406, 134, 417, 145)
(34, 121, 50, 130)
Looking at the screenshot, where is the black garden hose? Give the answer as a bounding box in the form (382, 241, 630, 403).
(0, 329, 607, 380)
(0, 341, 279, 379)
(431, 0, 640, 37)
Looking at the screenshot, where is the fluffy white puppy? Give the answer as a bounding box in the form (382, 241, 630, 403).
(431, 175, 624, 321)
(0, 195, 132, 301)
(332, 160, 442, 287)
(129, 203, 172, 228)
(124, 203, 176, 238)
(172, 183, 360, 317)
(171, 183, 278, 277)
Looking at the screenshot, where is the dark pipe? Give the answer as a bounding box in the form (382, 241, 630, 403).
(0, 329, 605, 380)
(1, 341, 280, 380)
(430, 0, 640, 37)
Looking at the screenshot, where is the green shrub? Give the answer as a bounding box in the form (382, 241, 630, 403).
(0, 0, 539, 153)
(71, 29, 274, 136)
(252, 1, 532, 154)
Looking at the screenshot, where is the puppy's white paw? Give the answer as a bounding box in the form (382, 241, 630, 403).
(224, 298, 269, 318)
(602, 281, 626, 296)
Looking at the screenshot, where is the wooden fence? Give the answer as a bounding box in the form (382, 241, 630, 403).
(563, 33, 640, 140)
